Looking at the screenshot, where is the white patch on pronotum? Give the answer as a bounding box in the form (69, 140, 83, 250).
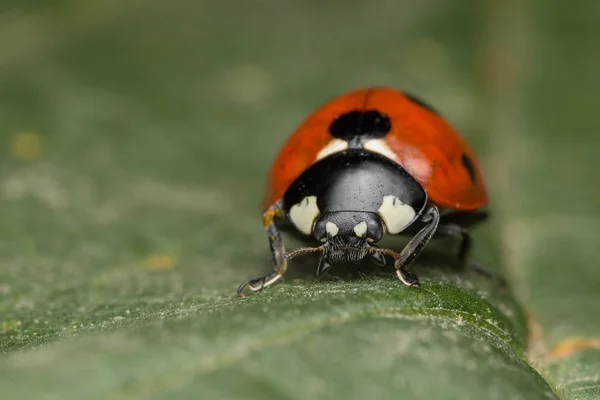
(353, 221, 368, 237)
(316, 139, 349, 160)
(363, 139, 399, 162)
(325, 222, 339, 237)
(288, 196, 319, 235)
(377, 195, 416, 234)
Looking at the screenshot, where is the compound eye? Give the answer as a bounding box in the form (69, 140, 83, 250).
(352, 217, 383, 242)
(366, 218, 384, 242)
(312, 219, 327, 241)
(313, 218, 342, 242)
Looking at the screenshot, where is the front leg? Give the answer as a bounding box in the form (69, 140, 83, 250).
(237, 201, 287, 297)
(393, 205, 440, 287)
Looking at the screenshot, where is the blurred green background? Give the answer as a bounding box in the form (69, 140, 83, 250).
(1, 1, 599, 399)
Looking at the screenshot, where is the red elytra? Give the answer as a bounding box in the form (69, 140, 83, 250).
(263, 86, 488, 212)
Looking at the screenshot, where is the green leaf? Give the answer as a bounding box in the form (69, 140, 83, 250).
(479, 0, 600, 398)
(0, 0, 597, 399)
(0, 274, 553, 399)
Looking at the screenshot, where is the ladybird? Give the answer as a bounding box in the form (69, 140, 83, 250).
(237, 87, 489, 296)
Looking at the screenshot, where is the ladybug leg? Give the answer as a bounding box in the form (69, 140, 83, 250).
(435, 223, 506, 285)
(436, 210, 489, 270)
(394, 205, 440, 287)
(316, 256, 332, 276)
(237, 201, 287, 297)
(435, 224, 472, 265)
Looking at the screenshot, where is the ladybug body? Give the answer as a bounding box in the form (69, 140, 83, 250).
(237, 87, 489, 296)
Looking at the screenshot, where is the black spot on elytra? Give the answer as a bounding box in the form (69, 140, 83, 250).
(329, 110, 391, 141)
(404, 92, 440, 115)
(461, 154, 477, 184)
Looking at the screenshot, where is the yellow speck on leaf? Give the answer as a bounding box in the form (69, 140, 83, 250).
(11, 131, 43, 161)
(145, 254, 177, 270)
(549, 337, 600, 359)
(1, 319, 22, 333)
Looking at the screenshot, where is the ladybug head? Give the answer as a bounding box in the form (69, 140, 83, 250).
(284, 210, 389, 273)
(312, 211, 384, 263)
